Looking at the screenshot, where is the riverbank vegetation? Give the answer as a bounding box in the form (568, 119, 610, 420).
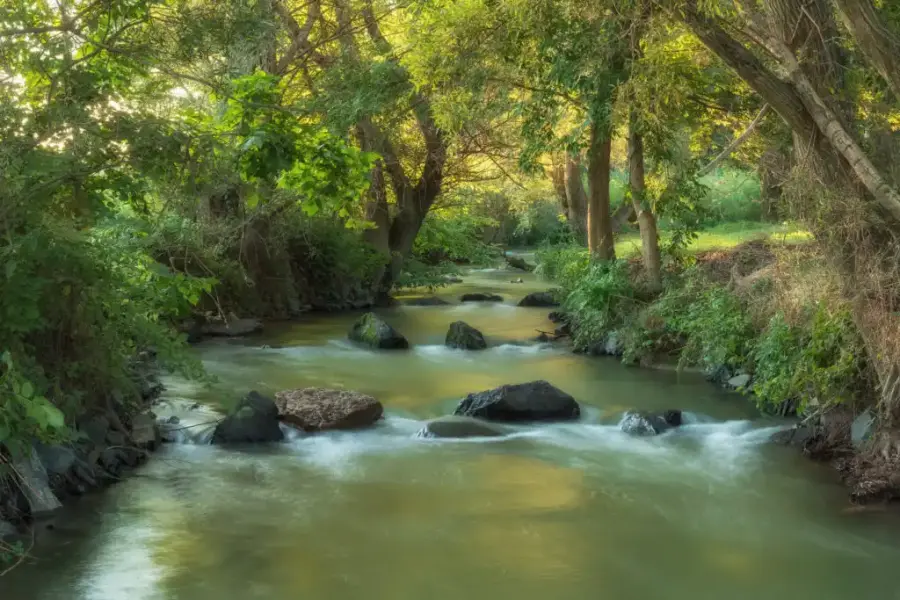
(3, 0, 900, 538)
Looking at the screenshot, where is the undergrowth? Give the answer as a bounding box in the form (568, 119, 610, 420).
(538, 241, 870, 416)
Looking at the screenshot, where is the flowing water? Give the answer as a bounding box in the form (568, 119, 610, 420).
(7, 266, 900, 599)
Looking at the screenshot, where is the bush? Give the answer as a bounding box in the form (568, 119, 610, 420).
(752, 306, 867, 414)
(413, 211, 499, 266)
(535, 244, 592, 291)
(562, 260, 636, 350)
(507, 199, 570, 247)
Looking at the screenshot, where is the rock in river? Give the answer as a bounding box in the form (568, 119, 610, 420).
(212, 391, 284, 444)
(348, 312, 409, 349)
(619, 410, 683, 436)
(202, 318, 264, 337)
(460, 293, 503, 303)
(275, 388, 383, 432)
(518, 291, 559, 307)
(446, 321, 487, 350)
(454, 380, 580, 422)
(417, 416, 507, 439)
(404, 296, 451, 306)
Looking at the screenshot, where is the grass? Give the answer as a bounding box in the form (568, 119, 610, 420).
(615, 221, 812, 257)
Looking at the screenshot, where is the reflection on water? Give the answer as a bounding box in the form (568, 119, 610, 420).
(7, 268, 900, 599)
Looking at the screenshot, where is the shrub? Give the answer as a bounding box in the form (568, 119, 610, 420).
(752, 306, 867, 414)
(563, 260, 636, 350)
(413, 211, 499, 266)
(507, 199, 570, 247)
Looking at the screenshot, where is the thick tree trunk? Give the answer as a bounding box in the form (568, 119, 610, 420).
(565, 153, 588, 245)
(628, 112, 662, 290)
(587, 124, 615, 260)
(833, 0, 900, 100)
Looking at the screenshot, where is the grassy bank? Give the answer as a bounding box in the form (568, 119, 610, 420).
(537, 232, 887, 500)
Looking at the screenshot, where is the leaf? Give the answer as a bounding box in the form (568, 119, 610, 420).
(20, 380, 33, 399)
(5, 260, 16, 279)
(41, 403, 66, 430)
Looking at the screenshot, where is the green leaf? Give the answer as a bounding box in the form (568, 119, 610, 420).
(20, 380, 33, 399)
(41, 403, 66, 430)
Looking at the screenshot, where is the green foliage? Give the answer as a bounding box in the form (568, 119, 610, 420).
(507, 199, 571, 247)
(535, 245, 593, 291)
(0, 353, 68, 457)
(562, 260, 636, 350)
(752, 307, 867, 413)
(413, 211, 499, 266)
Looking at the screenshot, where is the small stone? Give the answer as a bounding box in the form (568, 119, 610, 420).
(620, 410, 683, 436)
(417, 416, 508, 439)
(727, 373, 752, 389)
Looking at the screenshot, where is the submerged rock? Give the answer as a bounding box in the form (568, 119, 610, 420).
(548, 311, 567, 323)
(455, 380, 580, 422)
(275, 388, 383, 432)
(405, 296, 451, 306)
(417, 416, 507, 439)
(444, 275, 464, 284)
(770, 425, 814, 448)
(446, 321, 487, 350)
(348, 312, 409, 349)
(518, 291, 559, 307)
(460, 293, 503, 303)
(620, 410, 683, 436)
(510, 277, 524, 284)
(202, 318, 263, 337)
(212, 391, 284, 444)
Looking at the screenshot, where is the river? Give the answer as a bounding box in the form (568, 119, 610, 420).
(6, 266, 900, 599)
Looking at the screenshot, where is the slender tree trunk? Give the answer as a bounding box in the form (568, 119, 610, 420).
(550, 155, 569, 217)
(565, 153, 588, 245)
(587, 124, 615, 260)
(628, 112, 662, 290)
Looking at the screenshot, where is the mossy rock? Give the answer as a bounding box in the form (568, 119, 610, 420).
(446, 321, 487, 350)
(348, 313, 409, 350)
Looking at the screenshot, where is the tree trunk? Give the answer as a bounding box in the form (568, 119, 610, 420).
(550, 155, 569, 217)
(833, 0, 900, 100)
(587, 124, 615, 260)
(628, 112, 661, 290)
(565, 153, 588, 245)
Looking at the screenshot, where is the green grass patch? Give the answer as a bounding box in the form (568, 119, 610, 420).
(615, 221, 811, 257)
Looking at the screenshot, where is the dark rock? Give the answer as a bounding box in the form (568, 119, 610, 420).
(554, 324, 571, 337)
(454, 380, 580, 422)
(106, 430, 127, 447)
(510, 278, 524, 284)
(444, 275, 464, 284)
(34, 443, 76, 476)
(73, 463, 97, 487)
(405, 296, 451, 306)
(771, 425, 814, 448)
(130, 413, 159, 449)
(620, 410, 683, 436)
(518, 291, 559, 307)
(460, 293, 503, 303)
(533, 332, 553, 343)
(79, 415, 110, 446)
(446, 321, 487, 350)
(202, 318, 264, 337)
(348, 313, 409, 350)
(548, 311, 567, 323)
(705, 364, 732, 385)
(212, 391, 285, 444)
(275, 388, 383, 432)
(166, 415, 181, 425)
(506, 255, 536, 272)
(189, 403, 201, 411)
(417, 416, 507, 439)
(100, 448, 127, 474)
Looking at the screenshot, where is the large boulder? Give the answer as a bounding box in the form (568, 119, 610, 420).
(212, 391, 284, 444)
(13, 446, 62, 515)
(518, 291, 559, 307)
(275, 388, 383, 432)
(348, 313, 409, 349)
(620, 410, 683, 436)
(417, 416, 508, 439)
(202, 318, 263, 337)
(446, 321, 487, 350)
(460, 293, 503, 303)
(454, 380, 580, 422)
